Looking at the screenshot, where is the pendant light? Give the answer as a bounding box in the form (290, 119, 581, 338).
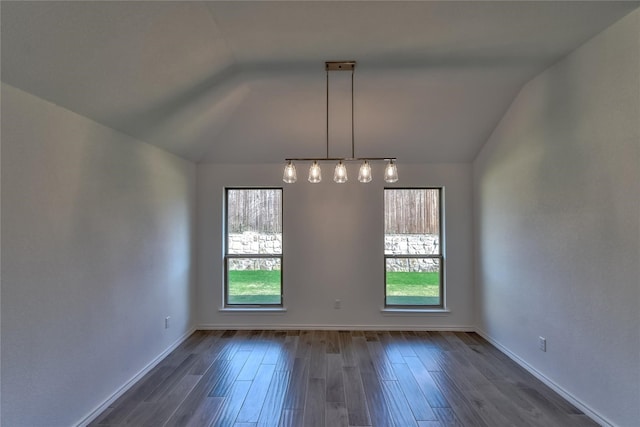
(283, 161, 297, 183)
(334, 161, 348, 183)
(308, 161, 322, 183)
(358, 160, 372, 183)
(283, 61, 398, 184)
(384, 159, 399, 183)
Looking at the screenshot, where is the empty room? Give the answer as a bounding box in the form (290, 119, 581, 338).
(1, 1, 638, 426)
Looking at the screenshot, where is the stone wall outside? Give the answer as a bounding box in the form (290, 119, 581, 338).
(384, 234, 440, 272)
(228, 232, 440, 272)
(227, 232, 282, 271)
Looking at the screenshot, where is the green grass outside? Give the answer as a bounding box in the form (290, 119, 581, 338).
(386, 271, 439, 296)
(227, 270, 440, 305)
(386, 271, 441, 306)
(227, 270, 281, 304)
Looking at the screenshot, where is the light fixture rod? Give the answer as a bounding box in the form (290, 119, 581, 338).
(285, 157, 396, 162)
(326, 61, 357, 159)
(351, 66, 355, 159)
(326, 68, 329, 159)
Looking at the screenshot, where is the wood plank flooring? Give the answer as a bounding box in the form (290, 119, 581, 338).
(90, 330, 597, 427)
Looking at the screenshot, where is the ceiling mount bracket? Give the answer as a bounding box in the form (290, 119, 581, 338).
(325, 61, 356, 71)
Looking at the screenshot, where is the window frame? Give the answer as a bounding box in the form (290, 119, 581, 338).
(383, 187, 444, 309)
(224, 187, 283, 308)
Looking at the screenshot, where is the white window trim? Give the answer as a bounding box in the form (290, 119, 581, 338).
(384, 187, 444, 309)
(224, 187, 284, 308)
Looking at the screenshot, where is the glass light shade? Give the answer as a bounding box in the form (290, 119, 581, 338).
(282, 161, 297, 183)
(334, 161, 348, 183)
(358, 160, 372, 183)
(308, 161, 322, 183)
(384, 160, 398, 183)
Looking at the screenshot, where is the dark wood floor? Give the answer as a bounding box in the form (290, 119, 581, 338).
(90, 330, 597, 427)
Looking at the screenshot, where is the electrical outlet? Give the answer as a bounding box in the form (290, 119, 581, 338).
(165, 316, 171, 329)
(334, 299, 341, 309)
(538, 336, 546, 352)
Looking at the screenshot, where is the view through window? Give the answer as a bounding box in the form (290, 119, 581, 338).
(384, 188, 443, 307)
(225, 188, 282, 306)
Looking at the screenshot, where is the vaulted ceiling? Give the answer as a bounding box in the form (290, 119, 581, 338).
(2, 1, 638, 163)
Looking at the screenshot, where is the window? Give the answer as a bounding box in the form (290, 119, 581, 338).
(225, 188, 282, 307)
(384, 188, 443, 308)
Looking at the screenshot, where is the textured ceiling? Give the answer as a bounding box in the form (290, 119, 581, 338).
(2, 1, 638, 163)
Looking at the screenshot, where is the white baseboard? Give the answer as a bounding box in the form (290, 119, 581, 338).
(75, 326, 197, 427)
(475, 328, 612, 427)
(198, 323, 475, 331)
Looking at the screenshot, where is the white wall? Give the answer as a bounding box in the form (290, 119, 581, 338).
(473, 9, 639, 427)
(0, 84, 196, 426)
(197, 162, 474, 329)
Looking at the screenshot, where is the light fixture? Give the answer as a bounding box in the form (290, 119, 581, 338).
(308, 161, 322, 183)
(283, 160, 297, 183)
(283, 61, 397, 184)
(384, 159, 398, 183)
(358, 160, 372, 183)
(334, 161, 348, 183)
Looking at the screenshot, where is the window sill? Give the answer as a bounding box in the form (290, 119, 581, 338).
(380, 307, 450, 316)
(219, 307, 287, 313)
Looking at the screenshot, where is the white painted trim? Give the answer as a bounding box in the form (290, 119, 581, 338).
(74, 326, 197, 427)
(380, 307, 451, 316)
(475, 328, 614, 427)
(198, 324, 474, 331)
(218, 307, 287, 313)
